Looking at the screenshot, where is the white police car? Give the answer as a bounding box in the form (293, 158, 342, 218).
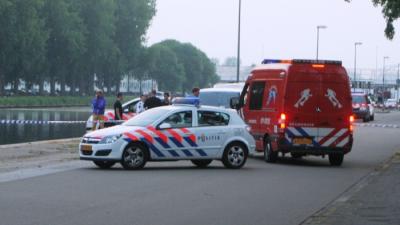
(79, 98, 256, 169)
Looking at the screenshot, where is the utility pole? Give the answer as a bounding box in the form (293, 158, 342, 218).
(316, 25, 327, 60)
(236, 0, 242, 82)
(353, 42, 362, 91)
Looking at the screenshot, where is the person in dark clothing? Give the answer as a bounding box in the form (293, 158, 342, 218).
(144, 90, 162, 109)
(113, 92, 123, 120)
(162, 92, 171, 105)
(192, 87, 200, 97)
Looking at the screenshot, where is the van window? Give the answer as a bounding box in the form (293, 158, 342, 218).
(249, 81, 265, 110)
(199, 91, 240, 108)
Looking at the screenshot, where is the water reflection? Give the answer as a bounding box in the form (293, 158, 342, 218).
(0, 108, 91, 145)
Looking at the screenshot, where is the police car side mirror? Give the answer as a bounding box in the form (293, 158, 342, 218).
(230, 97, 240, 109)
(158, 122, 172, 130)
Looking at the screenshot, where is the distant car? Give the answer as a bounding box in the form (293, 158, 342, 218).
(86, 92, 164, 131)
(352, 93, 373, 122)
(199, 87, 242, 108)
(384, 98, 397, 109)
(80, 102, 256, 170)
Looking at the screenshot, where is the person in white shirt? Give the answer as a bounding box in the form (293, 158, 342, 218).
(135, 94, 146, 114)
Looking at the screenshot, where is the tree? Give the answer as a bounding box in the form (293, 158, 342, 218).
(43, 0, 86, 95)
(152, 40, 218, 93)
(346, 0, 400, 39)
(148, 45, 185, 92)
(0, 0, 47, 93)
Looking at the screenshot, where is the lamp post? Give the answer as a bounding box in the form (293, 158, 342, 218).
(353, 42, 362, 91)
(236, 0, 242, 82)
(316, 25, 327, 60)
(383, 56, 389, 106)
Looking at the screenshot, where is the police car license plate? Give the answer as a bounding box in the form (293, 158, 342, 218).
(293, 138, 312, 145)
(81, 144, 92, 151)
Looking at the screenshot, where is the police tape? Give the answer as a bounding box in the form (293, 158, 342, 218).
(354, 123, 400, 129)
(0, 119, 125, 125)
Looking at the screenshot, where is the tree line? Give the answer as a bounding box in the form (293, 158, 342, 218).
(0, 0, 218, 96)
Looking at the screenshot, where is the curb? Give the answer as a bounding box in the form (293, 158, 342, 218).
(300, 149, 400, 225)
(0, 138, 81, 149)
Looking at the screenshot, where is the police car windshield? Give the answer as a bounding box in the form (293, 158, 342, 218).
(123, 108, 169, 127)
(199, 91, 240, 108)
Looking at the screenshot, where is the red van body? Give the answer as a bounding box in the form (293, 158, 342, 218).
(238, 59, 353, 165)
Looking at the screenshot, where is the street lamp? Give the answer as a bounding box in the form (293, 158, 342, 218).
(383, 56, 389, 104)
(353, 42, 362, 91)
(316, 25, 327, 60)
(236, 0, 242, 82)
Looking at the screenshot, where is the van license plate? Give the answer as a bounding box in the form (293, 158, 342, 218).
(81, 144, 92, 151)
(293, 138, 312, 145)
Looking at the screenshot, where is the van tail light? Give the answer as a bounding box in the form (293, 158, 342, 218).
(349, 115, 354, 132)
(279, 113, 287, 129)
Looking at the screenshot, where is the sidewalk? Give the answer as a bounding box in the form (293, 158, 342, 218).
(303, 151, 400, 225)
(0, 138, 80, 173)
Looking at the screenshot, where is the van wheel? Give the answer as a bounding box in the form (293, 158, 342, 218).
(370, 114, 374, 121)
(191, 159, 212, 168)
(93, 161, 116, 169)
(329, 153, 344, 166)
(264, 138, 278, 163)
(121, 143, 148, 170)
(222, 142, 248, 169)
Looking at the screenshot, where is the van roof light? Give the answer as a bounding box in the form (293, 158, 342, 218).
(261, 59, 292, 64)
(293, 59, 342, 66)
(261, 59, 342, 66)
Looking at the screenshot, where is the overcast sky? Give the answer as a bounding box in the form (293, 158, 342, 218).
(147, 0, 400, 75)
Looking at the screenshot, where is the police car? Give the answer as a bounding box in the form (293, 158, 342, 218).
(79, 98, 256, 169)
(85, 92, 164, 131)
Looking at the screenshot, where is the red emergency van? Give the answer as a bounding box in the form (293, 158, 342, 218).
(235, 59, 353, 166)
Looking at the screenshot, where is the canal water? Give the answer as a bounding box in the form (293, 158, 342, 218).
(0, 107, 91, 145)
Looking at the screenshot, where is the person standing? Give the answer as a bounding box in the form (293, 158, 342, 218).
(144, 90, 162, 109)
(113, 92, 123, 121)
(162, 92, 171, 105)
(135, 94, 146, 114)
(92, 90, 106, 130)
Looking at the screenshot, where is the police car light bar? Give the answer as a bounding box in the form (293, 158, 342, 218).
(262, 59, 342, 66)
(172, 97, 200, 106)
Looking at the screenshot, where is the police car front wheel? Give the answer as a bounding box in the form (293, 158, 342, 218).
(222, 142, 248, 169)
(121, 143, 148, 170)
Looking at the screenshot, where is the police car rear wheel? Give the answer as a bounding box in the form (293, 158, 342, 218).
(222, 142, 248, 169)
(191, 159, 212, 168)
(329, 153, 344, 166)
(93, 161, 116, 169)
(264, 138, 278, 163)
(121, 143, 148, 170)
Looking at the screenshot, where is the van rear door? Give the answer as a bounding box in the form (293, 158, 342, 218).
(318, 67, 352, 148)
(284, 70, 320, 147)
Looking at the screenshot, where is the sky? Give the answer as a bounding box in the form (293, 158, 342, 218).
(147, 0, 400, 80)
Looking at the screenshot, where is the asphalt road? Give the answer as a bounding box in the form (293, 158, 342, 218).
(1, 112, 400, 225)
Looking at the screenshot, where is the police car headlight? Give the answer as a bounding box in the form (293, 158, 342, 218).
(100, 134, 122, 144)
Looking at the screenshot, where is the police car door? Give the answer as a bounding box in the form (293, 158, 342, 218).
(192, 110, 230, 157)
(156, 110, 197, 159)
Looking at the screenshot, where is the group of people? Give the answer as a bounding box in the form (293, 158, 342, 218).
(91, 87, 200, 131)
